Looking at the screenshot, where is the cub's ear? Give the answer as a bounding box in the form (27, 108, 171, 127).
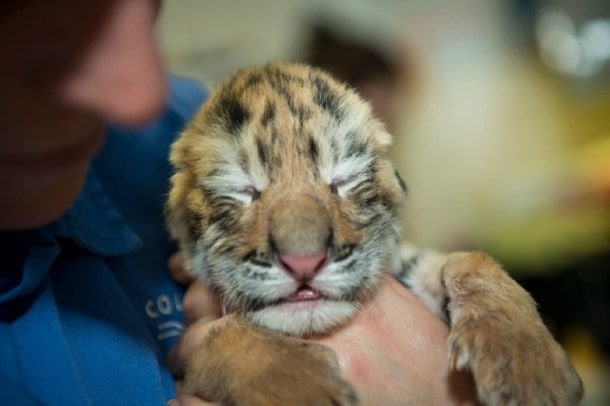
(371, 128, 393, 149)
(369, 125, 407, 197)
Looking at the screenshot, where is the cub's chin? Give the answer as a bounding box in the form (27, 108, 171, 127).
(247, 299, 359, 337)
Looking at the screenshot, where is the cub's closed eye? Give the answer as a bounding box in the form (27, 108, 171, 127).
(331, 175, 364, 196)
(330, 177, 348, 194)
(241, 185, 261, 201)
(221, 190, 258, 204)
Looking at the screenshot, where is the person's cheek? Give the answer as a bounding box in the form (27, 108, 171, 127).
(58, 0, 166, 127)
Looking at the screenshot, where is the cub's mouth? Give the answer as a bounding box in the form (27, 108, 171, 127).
(285, 285, 322, 302)
(259, 286, 328, 310)
(238, 252, 366, 335)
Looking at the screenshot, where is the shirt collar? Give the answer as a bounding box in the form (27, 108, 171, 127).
(0, 169, 142, 304)
(44, 168, 143, 256)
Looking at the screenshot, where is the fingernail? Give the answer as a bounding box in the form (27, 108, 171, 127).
(167, 399, 179, 406)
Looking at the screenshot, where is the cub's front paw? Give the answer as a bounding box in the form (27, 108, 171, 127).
(443, 252, 583, 405)
(183, 318, 358, 405)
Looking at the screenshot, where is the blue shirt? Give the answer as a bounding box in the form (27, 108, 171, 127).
(0, 76, 207, 405)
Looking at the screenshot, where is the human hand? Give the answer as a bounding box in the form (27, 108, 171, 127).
(316, 273, 478, 405)
(168, 252, 222, 325)
(167, 252, 223, 405)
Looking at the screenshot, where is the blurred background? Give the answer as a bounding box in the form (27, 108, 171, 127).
(157, 1, 610, 403)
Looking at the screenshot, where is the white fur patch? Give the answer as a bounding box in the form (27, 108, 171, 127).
(248, 300, 359, 336)
(398, 245, 449, 320)
(202, 166, 256, 204)
(453, 346, 470, 370)
(327, 155, 374, 197)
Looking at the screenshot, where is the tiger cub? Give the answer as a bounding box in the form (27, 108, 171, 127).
(166, 63, 583, 405)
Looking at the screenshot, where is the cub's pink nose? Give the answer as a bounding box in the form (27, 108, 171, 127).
(279, 252, 327, 281)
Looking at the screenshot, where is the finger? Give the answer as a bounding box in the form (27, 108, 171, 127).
(183, 281, 223, 325)
(166, 317, 228, 377)
(168, 252, 196, 285)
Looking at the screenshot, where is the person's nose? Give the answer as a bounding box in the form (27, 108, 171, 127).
(59, 0, 166, 127)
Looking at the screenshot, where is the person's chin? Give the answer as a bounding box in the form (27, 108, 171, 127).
(0, 163, 89, 230)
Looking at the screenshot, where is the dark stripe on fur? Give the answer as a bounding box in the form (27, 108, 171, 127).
(256, 138, 271, 167)
(308, 137, 319, 164)
(261, 101, 276, 127)
(241, 72, 263, 91)
(397, 252, 420, 284)
(312, 76, 343, 121)
(394, 169, 408, 194)
(216, 93, 249, 136)
(345, 138, 368, 159)
(243, 250, 273, 268)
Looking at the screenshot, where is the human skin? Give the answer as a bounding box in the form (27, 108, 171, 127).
(168, 255, 478, 405)
(0, 0, 164, 230)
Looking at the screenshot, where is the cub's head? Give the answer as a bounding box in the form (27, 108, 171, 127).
(167, 63, 406, 336)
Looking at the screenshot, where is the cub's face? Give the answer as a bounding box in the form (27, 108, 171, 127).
(167, 63, 406, 336)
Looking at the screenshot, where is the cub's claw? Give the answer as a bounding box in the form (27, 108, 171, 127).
(443, 252, 583, 405)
